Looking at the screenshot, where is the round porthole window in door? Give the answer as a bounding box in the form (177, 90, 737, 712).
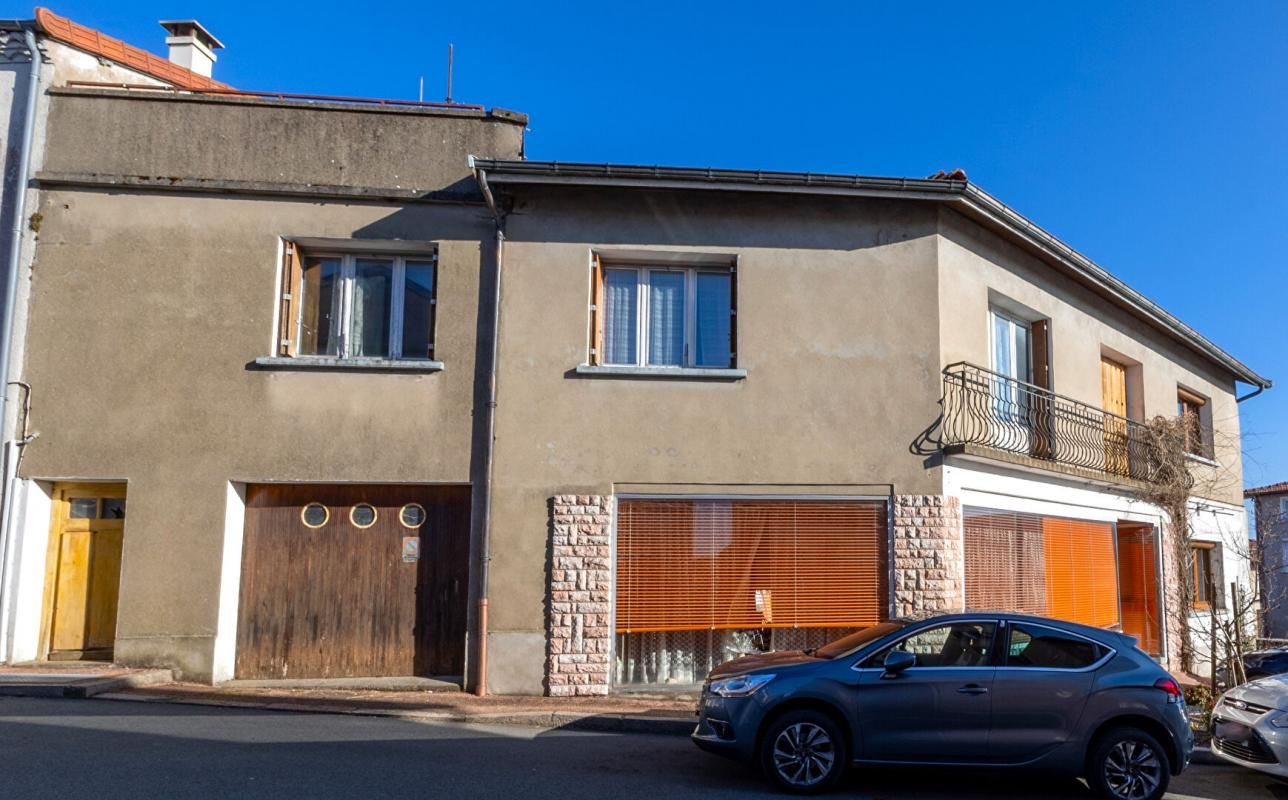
(301, 503, 329, 528)
(399, 503, 426, 529)
(350, 503, 378, 529)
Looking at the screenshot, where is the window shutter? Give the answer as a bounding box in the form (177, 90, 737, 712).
(1029, 319, 1050, 390)
(1211, 547, 1227, 610)
(728, 263, 738, 368)
(278, 240, 303, 356)
(1116, 524, 1160, 654)
(589, 253, 604, 365)
(615, 499, 887, 634)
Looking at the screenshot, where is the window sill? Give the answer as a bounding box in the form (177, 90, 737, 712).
(1184, 452, 1218, 467)
(574, 364, 746, 381)
(253, 356, 444, 373)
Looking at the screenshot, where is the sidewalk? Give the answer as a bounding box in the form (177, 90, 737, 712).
(0, 663, 174, 698)
(93, 682, 698, 735)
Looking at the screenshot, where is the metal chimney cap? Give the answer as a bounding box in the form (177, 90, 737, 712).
(158, 19, 223, 49)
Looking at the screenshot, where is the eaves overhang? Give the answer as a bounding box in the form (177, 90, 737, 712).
(470, 158, 1271, 391)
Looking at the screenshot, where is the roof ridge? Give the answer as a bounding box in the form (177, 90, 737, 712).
(34, 6, 232, 91)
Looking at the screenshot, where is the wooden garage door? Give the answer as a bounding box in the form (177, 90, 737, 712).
(235, 484, 469, 680)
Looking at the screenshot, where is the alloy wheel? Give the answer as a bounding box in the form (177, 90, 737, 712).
(1102, 738, 1162, 800)
(772, 722, 836, 788)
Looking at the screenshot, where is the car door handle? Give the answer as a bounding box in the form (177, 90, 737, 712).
(957, 684, 989, 695)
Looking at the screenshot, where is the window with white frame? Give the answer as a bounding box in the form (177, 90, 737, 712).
(593, 262, 734, 369)
(278, 245, 437, 360)
(989, 308, 1032, 420)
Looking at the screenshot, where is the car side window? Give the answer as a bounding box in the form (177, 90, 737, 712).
(862, 622, 996, 668)
(1007, 623, 1106, 669)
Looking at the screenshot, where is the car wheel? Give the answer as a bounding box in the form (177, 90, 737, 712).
(1086, 727, 1170, 800)
(758, 710, 847, 794)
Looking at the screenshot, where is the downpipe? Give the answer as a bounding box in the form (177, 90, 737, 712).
(0, 27, 40, 664)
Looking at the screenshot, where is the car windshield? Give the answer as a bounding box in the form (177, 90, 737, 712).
(813, 622, 907, 660)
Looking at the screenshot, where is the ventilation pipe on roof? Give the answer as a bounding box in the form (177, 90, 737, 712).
(159, 19, 222, 78)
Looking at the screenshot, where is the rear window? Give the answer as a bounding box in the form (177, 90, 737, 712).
(1007, 623, 1107, 669)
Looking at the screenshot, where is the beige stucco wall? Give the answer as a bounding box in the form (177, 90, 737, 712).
(484, 188, 944, 692)
(937, 207, 1244, 505)
(41, 89, 524, 198)
(17, 189, 491, 677)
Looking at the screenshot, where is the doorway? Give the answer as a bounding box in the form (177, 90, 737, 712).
(41, 483, 127, 661)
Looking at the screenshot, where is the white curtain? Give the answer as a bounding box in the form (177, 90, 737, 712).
(604, 269, 638, 364)
(647, 271, 685, 366)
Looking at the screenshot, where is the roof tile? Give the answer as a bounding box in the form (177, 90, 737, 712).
(35, 7, 231, 91)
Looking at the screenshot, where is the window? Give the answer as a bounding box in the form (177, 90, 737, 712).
(1192, 543, 1216, 609)
(1006, 623, 1106, 669)
(863, 622, 997, 668)
(1177, 388, 1212, 458)
(399, 503, 426, 529)
(350, 503, 378, 528)
(590, 256, 735, 369)
(989, 309, 1034, 421)
(963, 509, 1122, 630)
(1280, 497, 1288, 515)
(278, 242, 437, 360)
(614, 498, 886, 685)
(301, 503, 329, 528)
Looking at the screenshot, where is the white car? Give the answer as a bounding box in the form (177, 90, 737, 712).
(1212, 674, 1288, 777)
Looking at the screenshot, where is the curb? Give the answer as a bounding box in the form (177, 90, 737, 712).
(90, 691, 695, 736)
(0, 669, 173, 699)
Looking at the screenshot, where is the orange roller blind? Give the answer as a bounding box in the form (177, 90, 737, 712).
(964, 508, 1120, 630)
(1117, 525, 1160, 655)
(615, 499, 888, 634)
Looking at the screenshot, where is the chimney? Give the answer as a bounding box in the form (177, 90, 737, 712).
(159, 19, 223, 77)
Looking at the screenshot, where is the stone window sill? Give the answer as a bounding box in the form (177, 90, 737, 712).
(1184, 452, 1218, 468)
(253, 356, 444, 373)
(574, 364, 746, 381)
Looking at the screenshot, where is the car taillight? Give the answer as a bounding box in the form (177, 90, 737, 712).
(1154, 677, 1182, 704)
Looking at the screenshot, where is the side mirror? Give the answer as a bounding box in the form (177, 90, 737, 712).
(882, 650, 916, 678)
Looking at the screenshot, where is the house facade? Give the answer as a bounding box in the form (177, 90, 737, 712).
(1247, 482, 1288, 640)
(0, 9, 1270, 693)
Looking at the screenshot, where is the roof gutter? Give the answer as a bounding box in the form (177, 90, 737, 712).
(472, 159, 1271, 391)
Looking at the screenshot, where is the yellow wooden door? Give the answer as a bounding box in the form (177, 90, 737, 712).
(1100, 358, 1129, 476)
(44, 484, 126, 660)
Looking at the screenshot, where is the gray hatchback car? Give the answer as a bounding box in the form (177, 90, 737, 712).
(693, 612, 1192, 799)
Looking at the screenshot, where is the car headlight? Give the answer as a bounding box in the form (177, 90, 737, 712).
(709, 673, 776, 697)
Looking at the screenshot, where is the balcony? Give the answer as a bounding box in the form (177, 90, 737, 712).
(939, 362, 1183, 488)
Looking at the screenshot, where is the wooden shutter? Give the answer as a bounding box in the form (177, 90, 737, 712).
(1030, 320, 1051, 390)
(615, 499, 887, 634)
(964, 508, 1120, 629)
(1100, 358, 1130, 475)
(1117, 524, 1160, 654)
(588, 253, 605, 365)
(277, 240, 303, 356)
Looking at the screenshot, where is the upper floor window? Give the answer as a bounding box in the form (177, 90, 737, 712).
(1177, 387, 1213, 458)
(589, 255, 735, 369)
(277, 241, 436, 360)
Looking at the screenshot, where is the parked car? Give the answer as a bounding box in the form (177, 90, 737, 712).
(692, 612, 1192, 799)
(1243, 647, 1288, 681)
(1211, 674, 1288, 777)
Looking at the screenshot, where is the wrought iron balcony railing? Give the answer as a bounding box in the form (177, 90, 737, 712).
(940, 362, 1179, 486)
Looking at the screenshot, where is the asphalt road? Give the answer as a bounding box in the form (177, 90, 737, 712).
(0, 696, 1274, 799)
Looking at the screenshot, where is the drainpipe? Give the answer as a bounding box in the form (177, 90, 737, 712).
(470, 157, 503, 695)
(0, 25, 41, 663)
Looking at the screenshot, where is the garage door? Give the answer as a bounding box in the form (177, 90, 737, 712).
(235, 484, 469, 679)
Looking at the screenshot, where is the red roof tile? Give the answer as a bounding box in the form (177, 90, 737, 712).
(35, 7, 232, 91)
(1246, 481, 1288, 498)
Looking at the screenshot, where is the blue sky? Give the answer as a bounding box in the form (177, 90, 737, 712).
(39, 1, 1288, 485)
